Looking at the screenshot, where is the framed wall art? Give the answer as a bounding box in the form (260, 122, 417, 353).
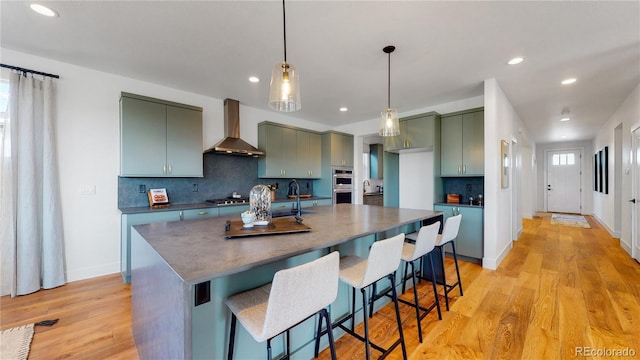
(501, 140, 509, 188)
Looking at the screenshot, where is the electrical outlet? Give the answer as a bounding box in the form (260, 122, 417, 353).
(192, 184, 198, 192)
(466, 184, 472, 192)
(139, 184, 146, 193)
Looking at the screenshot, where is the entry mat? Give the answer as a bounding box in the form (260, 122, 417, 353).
(550, 214, 591, 228)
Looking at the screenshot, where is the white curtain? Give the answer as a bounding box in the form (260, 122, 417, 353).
(0, 72, 65, 297)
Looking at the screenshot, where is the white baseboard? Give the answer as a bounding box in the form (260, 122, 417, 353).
(620, 239, 632, 256)
(483, 241, 513, 270)
(591, 213, 618, 238)
(66, 261, 120, 283)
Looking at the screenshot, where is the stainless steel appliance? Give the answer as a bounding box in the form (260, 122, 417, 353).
(332, 169, 353, 204)
(205, 197, 249, 206)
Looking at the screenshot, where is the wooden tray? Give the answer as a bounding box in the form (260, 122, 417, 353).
(225, 217, 311, 238)
(287, 194, 312, 199)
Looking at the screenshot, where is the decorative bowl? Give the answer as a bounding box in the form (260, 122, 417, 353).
(241, 211, 255, 228)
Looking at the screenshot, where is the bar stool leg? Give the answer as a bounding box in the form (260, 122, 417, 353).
(450, 242, 464, 296)
(351, 287, 356, 331)
(428, 253, 442, 320)
(402, 262, 410, 293)
(389, 272, 408, 360)
(438, 245, 449, 311)
(361, 288, 372, 360)
(409, 260, 423, 343)
(228, 314, 237, 360)
(266, 338, 273, 360)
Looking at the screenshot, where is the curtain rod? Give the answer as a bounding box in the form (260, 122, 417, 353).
(1, 63, 60, 79)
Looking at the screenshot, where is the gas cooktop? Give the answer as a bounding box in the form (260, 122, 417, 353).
(206, 198, 250, 206)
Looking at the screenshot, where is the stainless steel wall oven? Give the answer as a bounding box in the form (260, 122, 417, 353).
(332, 169, 353, 204)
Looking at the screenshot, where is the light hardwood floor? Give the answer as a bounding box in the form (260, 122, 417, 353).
(2, 214, 639, 359)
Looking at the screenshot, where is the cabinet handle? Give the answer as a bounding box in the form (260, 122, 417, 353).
(463, 165, 466, 174)
(168, 164, 172, 174)
(179, 211, 184, 221)
(458, 165, 461, 174)
(198, 211, 208, 215)
(163, 164, 167, 175)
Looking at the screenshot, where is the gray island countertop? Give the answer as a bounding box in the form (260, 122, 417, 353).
(132, 204, 443, 285)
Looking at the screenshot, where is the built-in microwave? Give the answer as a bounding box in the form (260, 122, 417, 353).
(333, 169, 353, 188)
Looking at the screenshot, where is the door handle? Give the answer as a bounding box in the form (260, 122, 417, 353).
(547, 184, 551, 190)
(630, 199, 637, 204)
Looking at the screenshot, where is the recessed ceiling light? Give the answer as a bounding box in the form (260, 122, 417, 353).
(561, 135, 567, 139)
(29, 3, 58, 17)
(248, 76, 260, 83)
(339, 107, 348, 112)
(507, 57, 524, 65)
(561, 78, 577, 85)
(560, 117, 570, 122)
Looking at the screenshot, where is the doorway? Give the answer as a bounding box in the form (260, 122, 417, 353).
(546, 149, 582, 213)
(632, 126, 640, 262)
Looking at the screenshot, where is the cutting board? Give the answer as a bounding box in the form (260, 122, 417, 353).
(225, 217, 311, 238)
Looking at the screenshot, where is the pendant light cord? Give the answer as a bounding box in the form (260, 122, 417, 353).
(387, 51, 391, 109)
(282, 0, 287, 63)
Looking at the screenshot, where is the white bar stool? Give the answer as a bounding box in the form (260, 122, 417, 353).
(436, 214, 463, 310)
(398, 222, 443, 343)
(225, 251, 340, 360)
(333, 234, 407, 360)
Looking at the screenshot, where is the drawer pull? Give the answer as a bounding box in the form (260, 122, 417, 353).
(198, 211, 208, 215)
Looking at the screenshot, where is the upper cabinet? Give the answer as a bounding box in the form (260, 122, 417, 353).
(441, 109, 484, 176)
(384, 112, 440, 153)
(258, 122, 322, 178)
(369, 144, 383, 179)
(324, 131, 354, 167)
(120, 93, 203, 177)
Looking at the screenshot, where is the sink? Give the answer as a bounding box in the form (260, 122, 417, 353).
(271, 209, 315, 218)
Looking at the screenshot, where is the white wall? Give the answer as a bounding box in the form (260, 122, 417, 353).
(535, 140, 594, 215)
(483, 79, 533, 270)
(593, 83, 640, 254)
(1, 48, 331, 282)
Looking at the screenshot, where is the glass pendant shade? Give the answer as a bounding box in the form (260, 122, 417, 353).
(269, 62, 301, 112)
(379, 108, 400, 136)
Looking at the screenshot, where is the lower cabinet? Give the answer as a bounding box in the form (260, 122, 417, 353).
(433, 204, 483, 261)
(363, 194, 383, 206)
(121, 207, 219, 283)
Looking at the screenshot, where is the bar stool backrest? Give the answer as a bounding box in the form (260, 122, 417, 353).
(359, 233, 404, 288)
(262, 251, 340, 340)
(439, 214, 462, 245)
(409, 222, 441, 260)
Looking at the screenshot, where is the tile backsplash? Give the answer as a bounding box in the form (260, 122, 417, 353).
(118, 153, 314, 208)
(440, 177, 484, 204)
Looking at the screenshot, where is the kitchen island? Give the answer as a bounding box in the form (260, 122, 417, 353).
(131, 204, 442, 359)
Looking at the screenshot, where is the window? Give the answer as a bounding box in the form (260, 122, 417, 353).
(552, 153, 575, 166)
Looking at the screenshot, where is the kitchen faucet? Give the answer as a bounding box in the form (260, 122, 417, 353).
(288, 179, 301, 218)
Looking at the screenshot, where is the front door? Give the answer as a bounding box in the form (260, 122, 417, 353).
(633, 127, 640, 262)
(546, 149, 582, 213)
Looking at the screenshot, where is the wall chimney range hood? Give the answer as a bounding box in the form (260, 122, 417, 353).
(205, 98, 265, 156)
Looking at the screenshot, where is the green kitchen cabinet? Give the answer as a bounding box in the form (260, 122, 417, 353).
(385, 112, 439, 153)
(258, 122, 321, 178)
(433, 204, 483, 261)
(120, 92, 203, 177)
(441, 109, 484, 176)
(218, 204, 250, 216)
(324, 131, 354, 167)
(296, 130, 322, 178)
(369, 144, 384, 179)
(121, 206, 218, 282)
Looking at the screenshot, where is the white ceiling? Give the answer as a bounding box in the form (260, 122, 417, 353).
(2, 1, 638, 144)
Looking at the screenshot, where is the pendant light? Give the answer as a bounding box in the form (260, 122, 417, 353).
(379, 45, 400, 136)
(269, 0, 301, 112)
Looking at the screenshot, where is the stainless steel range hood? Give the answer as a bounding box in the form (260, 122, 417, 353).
(204, 98, 265, 156)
